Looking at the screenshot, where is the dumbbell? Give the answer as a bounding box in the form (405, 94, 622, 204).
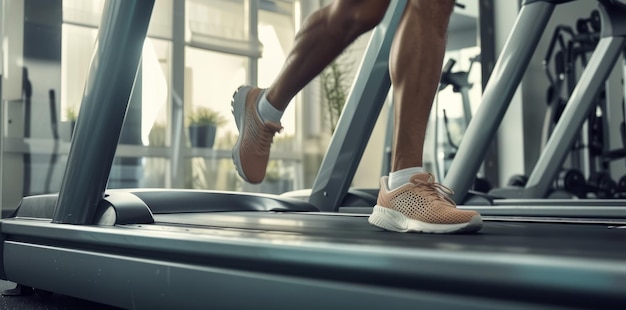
(587, 172, 617, 198)
(554, 169, 587, 198)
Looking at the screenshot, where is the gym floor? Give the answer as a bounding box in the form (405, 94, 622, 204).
(0, 280, 119, 309)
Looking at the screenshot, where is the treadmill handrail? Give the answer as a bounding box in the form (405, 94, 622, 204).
(53, 0, 155, 224)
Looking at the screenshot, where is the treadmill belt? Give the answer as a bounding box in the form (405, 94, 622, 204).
(4, 211, 625, 309)
(154, 211, 626, 261)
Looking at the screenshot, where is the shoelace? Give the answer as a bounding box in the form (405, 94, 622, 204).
(255, 122, 282, 155)
(411, 179, 457, 207)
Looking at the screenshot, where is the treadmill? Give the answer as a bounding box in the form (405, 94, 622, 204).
(1, 0, 626, 309)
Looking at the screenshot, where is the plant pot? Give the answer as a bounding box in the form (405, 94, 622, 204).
(188, 124, 217, 148)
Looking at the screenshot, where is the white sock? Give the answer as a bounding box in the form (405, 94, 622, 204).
(257, 90, 283, 124)
(388, 167, 423, 190)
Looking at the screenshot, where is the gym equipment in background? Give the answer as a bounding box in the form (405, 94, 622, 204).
(435, 55, 490, 192)
(498, 10, 626, 200)
(451, 1, 626, 206)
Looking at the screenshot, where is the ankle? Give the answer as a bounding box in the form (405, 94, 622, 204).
(257, 90, 283, 124)
(388, 167, 423, 190)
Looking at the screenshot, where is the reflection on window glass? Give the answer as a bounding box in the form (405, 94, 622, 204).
(241, 159, 299, 194)
(435, 46, 482, 178)
(53, 0, 303, 193)
(62, 0, 105, 27)
(187, 158, 240, 190)
(186, 0, 247, 42)
(26, 155, 69, 195)
(185, 47, 247, 144)
(61, 29, 171, 147)
(60, 24, 96, 123)
(148, 0, 174, 39)
(258, 9, 296, 136)
(108, 157, 171, 189)
(63, 0, 172, 36)
(187, 157, 300, 193)
(141, 157, 170, 188)
(109, 157, 142, 189)
(142, 38, 171, 146)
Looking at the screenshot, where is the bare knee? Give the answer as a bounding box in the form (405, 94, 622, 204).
(327, 0, 391, 42)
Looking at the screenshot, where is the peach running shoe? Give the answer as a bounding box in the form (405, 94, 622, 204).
(368, 173, 482, 233)
(231, 86, 282, 184)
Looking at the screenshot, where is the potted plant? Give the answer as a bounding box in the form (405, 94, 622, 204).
(187, 106, 226, 148)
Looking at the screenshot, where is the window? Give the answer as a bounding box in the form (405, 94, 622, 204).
(2, 0, 304, 205)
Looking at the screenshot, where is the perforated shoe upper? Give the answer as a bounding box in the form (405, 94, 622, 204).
(377, 173, 479, 224)
(233, 87, 282, 184)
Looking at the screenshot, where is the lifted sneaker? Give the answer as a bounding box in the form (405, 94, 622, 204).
(368, 173, 482, 234)
(231, 86, 282, 184)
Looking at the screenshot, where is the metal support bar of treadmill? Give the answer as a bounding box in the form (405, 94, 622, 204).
(445, 1, 555, 202)
(309, 0, 406, 212)
(53, 0, 155, 224)
(381, 100, 395, 177)
(0, 2, 4, 214)
(170, 0, 185, 188)
(524, 36, 626, 198)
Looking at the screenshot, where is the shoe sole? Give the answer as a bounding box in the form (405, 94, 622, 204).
(368, 205, 483, 234)
(231, 85, 253, 183)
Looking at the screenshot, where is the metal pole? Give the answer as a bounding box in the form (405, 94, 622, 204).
(381, 100, 395, 177)
(524, 37, 625, 198)
(53, 0, 155, 224)
(444, 1, 554, 202)
(0, 0, 4, 216)
(170, 0, 185, 188)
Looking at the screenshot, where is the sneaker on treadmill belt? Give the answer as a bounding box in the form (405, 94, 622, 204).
(231, 86, 282, 184)
(368, 173, 482, 234)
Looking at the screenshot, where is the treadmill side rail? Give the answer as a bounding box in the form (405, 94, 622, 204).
(53, 0, 155, 224)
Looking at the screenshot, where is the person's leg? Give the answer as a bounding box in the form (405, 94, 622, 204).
(368, 0, 482, 233)
(391, 0, 452, 173)
(266, 0, 390, 110)
(386, 0, 453, 190)
(232, 0, 390, 184)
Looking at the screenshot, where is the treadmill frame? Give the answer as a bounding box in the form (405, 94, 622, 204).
(2, 0, 626, 309)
